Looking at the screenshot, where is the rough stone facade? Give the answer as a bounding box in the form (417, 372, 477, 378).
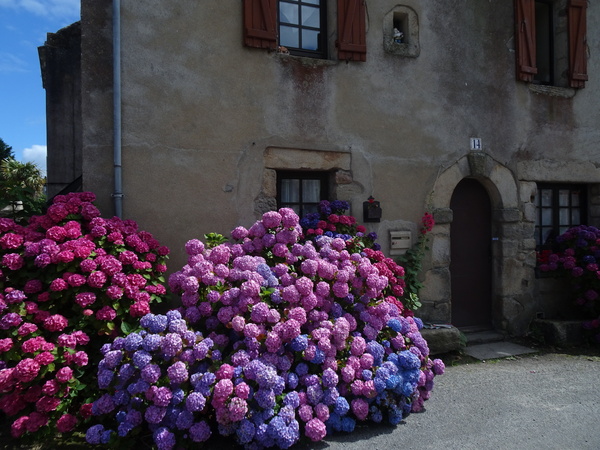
(41, 1, 600, 336)
(38, 21, 82, 199)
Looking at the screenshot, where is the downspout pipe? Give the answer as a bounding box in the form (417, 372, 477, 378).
(113, 0, 123, 218)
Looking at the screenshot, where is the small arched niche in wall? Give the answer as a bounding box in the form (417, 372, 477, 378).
(383, 5, 420, 58)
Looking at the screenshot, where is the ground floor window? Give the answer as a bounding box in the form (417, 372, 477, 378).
(277, 171, 329, 217)
(535, 183, 587, 250)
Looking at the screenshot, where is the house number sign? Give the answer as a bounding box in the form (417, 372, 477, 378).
(470, 138, 482, 151)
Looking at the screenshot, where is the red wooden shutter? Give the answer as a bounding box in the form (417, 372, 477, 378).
(243, 0, 277, 50)
(337, 0, 367, 62)
(568, 0, 588, 88)
(514, 0, 537, 82)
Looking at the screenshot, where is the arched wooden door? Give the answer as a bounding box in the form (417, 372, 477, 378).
(450, 178, 493, 329)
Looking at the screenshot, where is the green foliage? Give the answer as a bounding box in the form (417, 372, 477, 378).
(204, 232, 228, 248)
(0, 137, 14, 161)
(396, 212, 435, 309)
(397, 246, 426, 310)
(0, 157, 46, 223)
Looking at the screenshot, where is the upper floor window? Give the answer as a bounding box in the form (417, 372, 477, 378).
(243, 0, 366, 61)
(277, 171, 329, 217)
(534, 0, 558, 85)
(535, 183, 587, 250)
(515, 0, 587, 88)
(279, 0, 327, 58)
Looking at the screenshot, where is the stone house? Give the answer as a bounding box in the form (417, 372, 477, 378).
(39, 0, 599, 336)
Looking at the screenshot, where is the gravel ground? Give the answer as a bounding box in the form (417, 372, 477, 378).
(2, 350, 600, 450)
(295, 351, 600, 450)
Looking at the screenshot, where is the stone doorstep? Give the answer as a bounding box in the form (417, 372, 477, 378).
(421, 326, 539, 360)
(463, 329, 505, 346)
(420, 326, 462, 355)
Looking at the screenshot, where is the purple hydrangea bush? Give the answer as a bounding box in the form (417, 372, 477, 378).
(87, 207, 444, 449)
(0, 192, 169, 439)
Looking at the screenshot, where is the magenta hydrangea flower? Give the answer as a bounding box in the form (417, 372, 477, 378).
(43, 314, 68, 332)
(96, 306, 117, 321)
(305, 418, 326, 441)
(2, 253, 24, 270)
(56, 366, 73, 383)
(56, 414, 78, 433)
(14, 358, 40, 382)
(262, 212, 282, 229)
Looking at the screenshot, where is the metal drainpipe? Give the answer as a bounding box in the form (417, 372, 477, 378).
(113, 0, 123, 218)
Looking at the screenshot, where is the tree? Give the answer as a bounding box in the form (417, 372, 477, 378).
(0, 157, 46, 222)
(0, 138, 14, 161)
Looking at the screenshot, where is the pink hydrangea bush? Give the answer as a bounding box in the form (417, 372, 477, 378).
(300, 200, 379, 253)
(0, 192, 169, 440)
(539, 225, 600, 342)
(300, 200, 412, 312)
(87, 207, 444, 449)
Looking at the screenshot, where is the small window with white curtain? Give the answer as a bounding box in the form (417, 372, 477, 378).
(277, 171, 329, 217)
(535, 183, 587, 249)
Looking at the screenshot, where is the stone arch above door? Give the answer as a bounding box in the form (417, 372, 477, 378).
(420, 152, 535, 335)
(431, 152, 519, 212)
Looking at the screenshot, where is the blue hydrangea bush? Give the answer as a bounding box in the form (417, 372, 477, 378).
(86, 208, 444, 449)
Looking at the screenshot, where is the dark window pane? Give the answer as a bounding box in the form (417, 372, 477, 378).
(302, 179, 321, 202)
(280, 179, 299, 203)
(302, 6, 320, 27)
(572, 191, 580, 206)
(541, 208, 552, 226)
(542, 226, 554, 245)
(280, 3, 299, 24)
(301, 29, 319, 50)
(559, 207, 569, 225)
(558, 190, 570, 207)
(280, 26, 299, 48)
(534, 1, 552, 84)
(541, 189, 552, 207)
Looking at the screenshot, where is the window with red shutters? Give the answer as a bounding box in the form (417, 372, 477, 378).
(515, 0, 537, 82)
(514, 0, 587, 89)
(568, 0, 588, 88)
(243, 0, 278, 50)
(243, 0, 367, 62)
(336, 0, 367, 62)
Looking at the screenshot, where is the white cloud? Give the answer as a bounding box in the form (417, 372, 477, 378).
(0, 0, 79, 20)
(22, 144, 47, 176)
(0, 0, 16, 9)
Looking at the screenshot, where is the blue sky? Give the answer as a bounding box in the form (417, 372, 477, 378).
(0, 0, 80, 175)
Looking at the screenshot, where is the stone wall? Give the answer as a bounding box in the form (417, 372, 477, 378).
(52, 0, 600, 335)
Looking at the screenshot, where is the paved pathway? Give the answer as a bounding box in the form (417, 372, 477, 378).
(293, 352, 600, 450)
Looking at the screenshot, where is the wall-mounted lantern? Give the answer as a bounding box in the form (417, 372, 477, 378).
(363, 196, 382, 222)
